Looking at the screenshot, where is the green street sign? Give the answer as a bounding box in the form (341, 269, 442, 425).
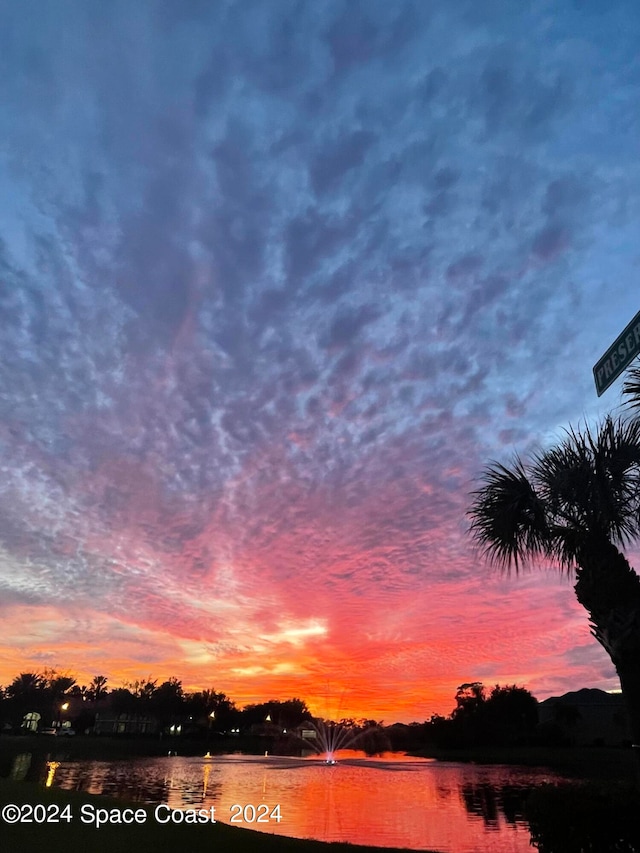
(593, 309, 640, 397)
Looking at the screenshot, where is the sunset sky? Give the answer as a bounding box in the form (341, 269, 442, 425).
(1, 0, 639, 722)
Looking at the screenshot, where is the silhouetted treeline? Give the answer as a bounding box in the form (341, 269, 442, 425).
(419, 682, 539, 748)
(381, 682, 540, 752)
(0, 668, 316, 736)
(0, 670, 540, 749)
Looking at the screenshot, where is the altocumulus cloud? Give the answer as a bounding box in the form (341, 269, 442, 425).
(0, 0, 639, 717)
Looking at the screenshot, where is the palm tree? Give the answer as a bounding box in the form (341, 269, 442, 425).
(88, 675, 108, 702)
(5, 672, 46, 699)
(5, 672, 47, 708)
(468, 415, 640, 762)
(5, 672, 48, 726)
(622, 366, 640, 408)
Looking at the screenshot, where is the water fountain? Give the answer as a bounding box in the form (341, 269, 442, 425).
(295, 718, 372, 764)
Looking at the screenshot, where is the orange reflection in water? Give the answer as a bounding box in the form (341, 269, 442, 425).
(209, 752, 534, 853)
(36, 752, 545, 852)
(45, 761, 60, 788)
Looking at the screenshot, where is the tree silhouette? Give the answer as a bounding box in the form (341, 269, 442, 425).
(184, 688, 237, 728)
(70, 684, 89, 701)
(46, 673, 76, 700)
(552, 701, 582, 745)
(453, 683, 486, 718)
(486, 685, 538, 744)
(152, 678, 184, 729)
(5, 672, 45, 699)
(109, 687, 136, 716)
(127, 679, 158, 708)
(88, 675, 108, 702)
(5, 672, 48, 727)
(469, 416, 640, 767)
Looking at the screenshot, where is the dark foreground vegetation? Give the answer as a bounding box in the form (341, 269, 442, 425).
(449, 774, 639, 853)
(526, 781, 640, 853)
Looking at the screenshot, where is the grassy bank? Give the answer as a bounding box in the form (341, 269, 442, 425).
(0, 778, 423, 853)
(415, 745, 637, 780)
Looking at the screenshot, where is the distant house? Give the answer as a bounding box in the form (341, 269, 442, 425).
(538, 688, 630, 746)
(21, 711, 41, 733)
(93, 712, 159, 735)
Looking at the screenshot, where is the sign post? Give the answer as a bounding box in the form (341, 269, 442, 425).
(593, 309, 640, 397)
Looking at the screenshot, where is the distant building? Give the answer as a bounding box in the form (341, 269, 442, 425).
(93, 712, 159, 735)
(21, 711, 41, 733)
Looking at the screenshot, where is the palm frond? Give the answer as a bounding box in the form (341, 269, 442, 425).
(590, 416, 640, 544)
(531, 416, 640, 547)
(469, 413, 640, 579)
(468, 458, 549, 571)
(621, 365, 640, 410)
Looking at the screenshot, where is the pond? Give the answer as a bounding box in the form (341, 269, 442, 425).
(6, 748, 575, 852)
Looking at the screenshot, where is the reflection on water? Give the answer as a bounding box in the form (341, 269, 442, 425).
(45, 760, 60, 788)
(6, 749, 570, 853)
(460, 781, 531, 828)
(9, 751, 32, 782)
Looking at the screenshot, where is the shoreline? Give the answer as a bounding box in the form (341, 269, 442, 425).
(1, 734, 635, 780)
(409, 744, 636, 780)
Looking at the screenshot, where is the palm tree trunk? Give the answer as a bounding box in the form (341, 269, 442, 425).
(574, 541, 640, 774)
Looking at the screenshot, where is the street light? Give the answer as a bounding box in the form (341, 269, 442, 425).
(57, 702, 70, 730)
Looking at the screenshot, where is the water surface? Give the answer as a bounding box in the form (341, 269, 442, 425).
(10, 749, 571, 852)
